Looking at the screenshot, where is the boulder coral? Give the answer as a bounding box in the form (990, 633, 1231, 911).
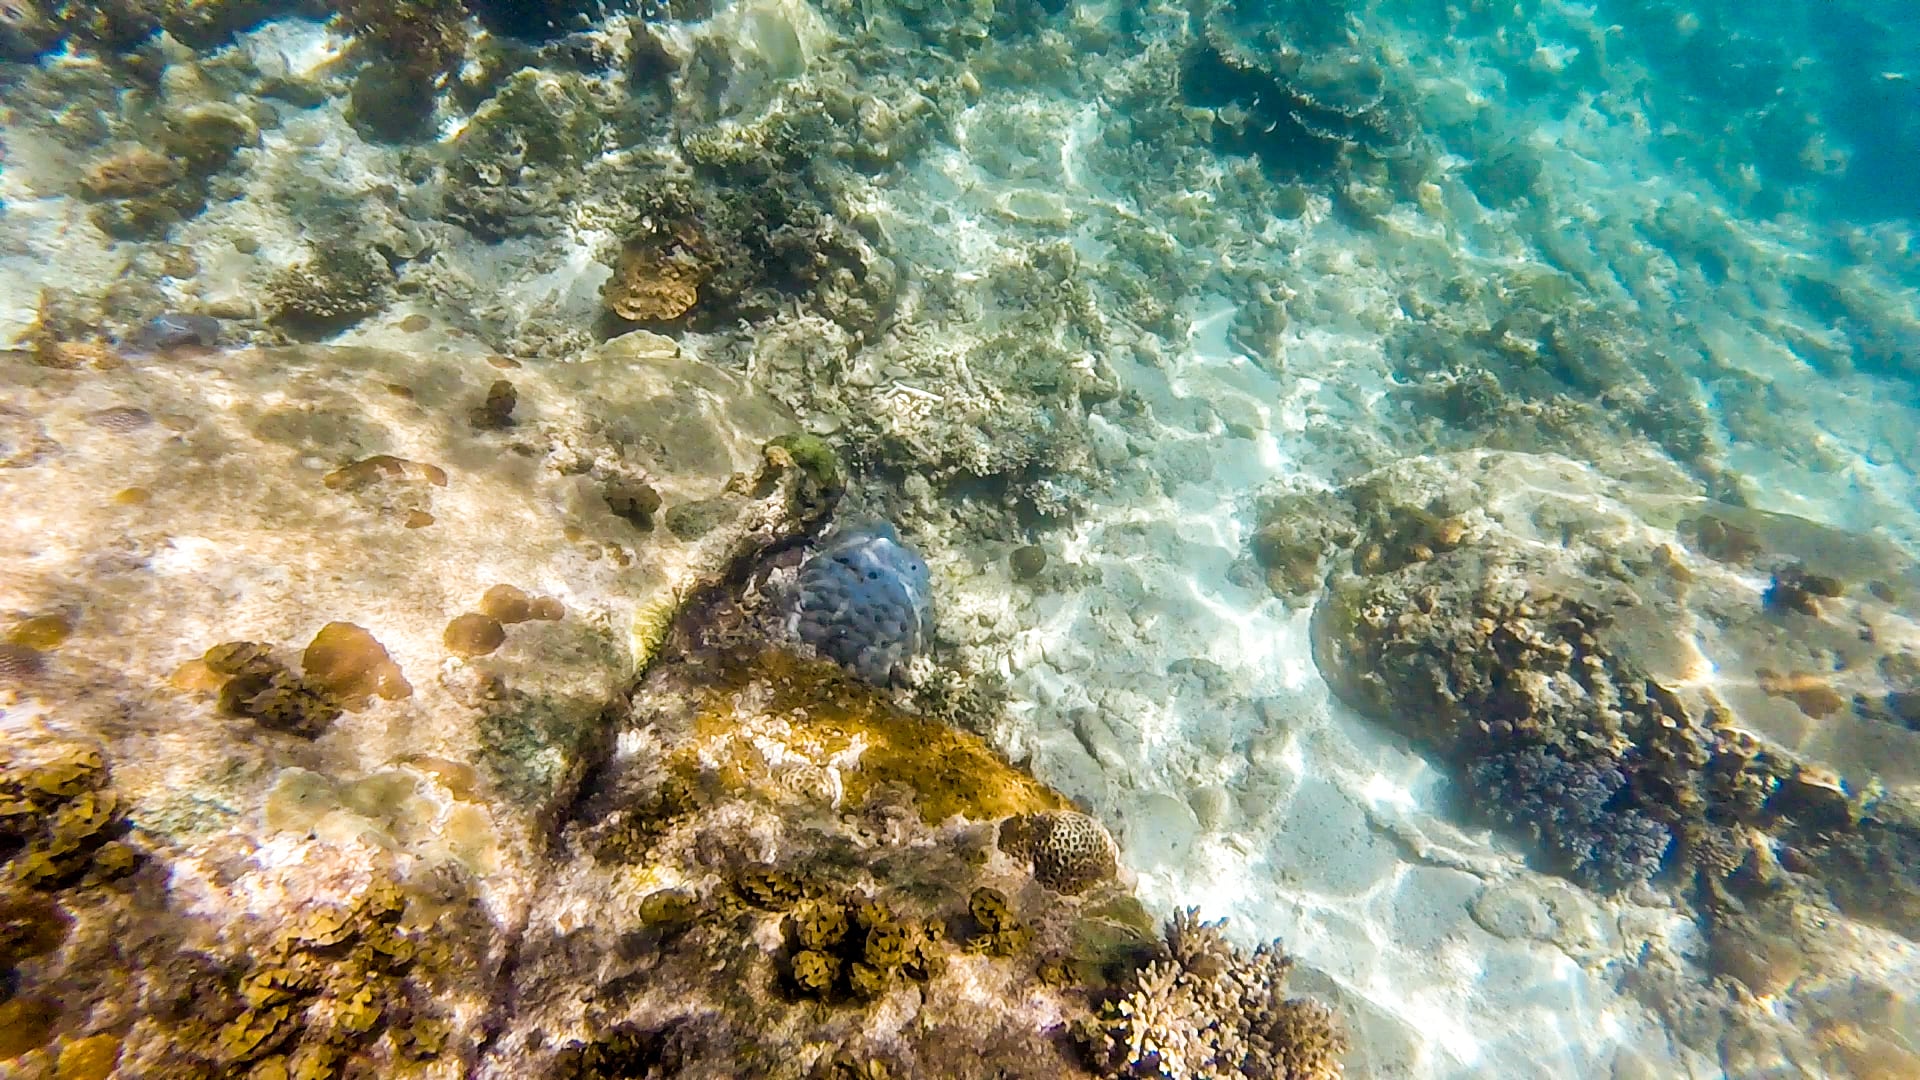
(1000, 810, 1120, 896)
(791, 523, 935, 686)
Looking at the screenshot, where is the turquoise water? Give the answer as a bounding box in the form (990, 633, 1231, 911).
(1, 0, 1918, 1076)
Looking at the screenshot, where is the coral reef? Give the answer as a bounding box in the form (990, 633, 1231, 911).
(303, 622, 412, 703)
(0, 743, 479, 1077)
(23, 0, 298, 56)
(335, 0, 467, 78)
(1306, 450, 1920, 999)
(483, 595, 1165, 1077)
(1184, 0, 1416, 181)
(444, 68, 621, 238)
(1009, 544, 1047, 580)
(791, 523, 935, 686)
(1248, 492, 1359, 602)
(265, 244, 396, 332)
(0, 323, 876, 1074)
(1466, 745, 1672, 892)
(78, 147, 181, 199)
(1082, 908, 1347, 1080)
(596, 173, 897, 336)
(72, 97, 258, 240)
(193, 626, 410, 738)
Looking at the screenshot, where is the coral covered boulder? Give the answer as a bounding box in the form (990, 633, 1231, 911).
(1307, 449, 1920, 927)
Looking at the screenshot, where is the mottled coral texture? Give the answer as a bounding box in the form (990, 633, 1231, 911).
(791, 523, 934, 685)
(1001, 810, 1119, 895)
(1086, 908, 1346, 1080)
(1467, 745, 1672, 893)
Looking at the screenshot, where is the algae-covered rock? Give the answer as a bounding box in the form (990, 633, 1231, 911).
(0, 329, 822, 1068)
(479, 631, 1147, 1077)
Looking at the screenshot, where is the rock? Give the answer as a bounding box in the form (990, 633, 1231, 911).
(0, 331, 827, 1071)
(1308, 449, 1920, 931)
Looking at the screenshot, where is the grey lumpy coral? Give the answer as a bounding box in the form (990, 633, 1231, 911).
(790, 523, 933, 685)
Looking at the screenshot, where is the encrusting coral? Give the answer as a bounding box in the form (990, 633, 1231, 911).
(1083, 908, 1347, 1080)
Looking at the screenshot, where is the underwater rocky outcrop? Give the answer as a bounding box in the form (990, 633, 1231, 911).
(0, 329, 841, 1072)
(482, 598, 1346, 1078)
(1295, 449, 1920, 1061)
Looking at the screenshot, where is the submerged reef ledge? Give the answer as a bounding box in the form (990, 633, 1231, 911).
(0, 333, 1346, 1076)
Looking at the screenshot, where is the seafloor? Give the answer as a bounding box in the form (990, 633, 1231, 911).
(2, 0, 1919, 1077)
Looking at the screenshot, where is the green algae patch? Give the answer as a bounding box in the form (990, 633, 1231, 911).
(688, 650, 1068, 826)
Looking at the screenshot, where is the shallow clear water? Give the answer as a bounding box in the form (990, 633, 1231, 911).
(0, 0, 1917, 1076)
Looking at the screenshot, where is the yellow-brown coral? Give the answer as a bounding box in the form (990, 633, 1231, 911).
(444, 613, 506, 657)
(79, 148, 184, 199)
(602, 230, 706, 321)
(689, 651, 1068, 825)
(303, 622, 412, 703)
(8, 614, 72, 651)
(1003, 810, 1118, 895)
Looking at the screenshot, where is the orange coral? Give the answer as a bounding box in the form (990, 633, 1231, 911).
(303, 622, 412, 703)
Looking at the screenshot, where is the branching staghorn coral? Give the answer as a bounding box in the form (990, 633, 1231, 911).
(1086, 908, 1346, 1080)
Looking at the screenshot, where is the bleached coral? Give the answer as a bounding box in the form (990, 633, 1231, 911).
(1087, 908, 1346, 1080)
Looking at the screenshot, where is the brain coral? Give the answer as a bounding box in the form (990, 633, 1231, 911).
(1003, 810, 1118, 895)
(789, 523, 933, 686)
